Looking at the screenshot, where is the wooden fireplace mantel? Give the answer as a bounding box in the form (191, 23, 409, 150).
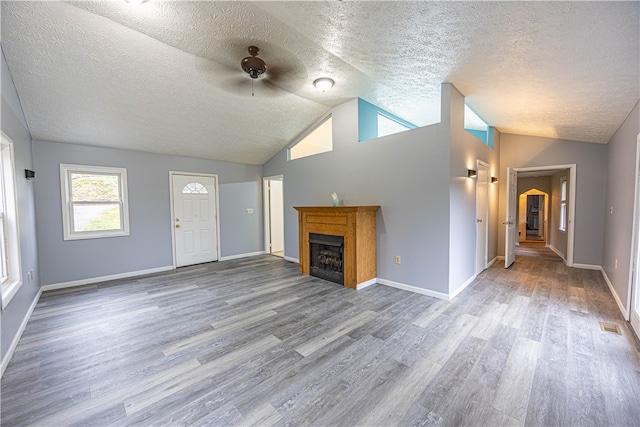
(294, 206, 380, 289)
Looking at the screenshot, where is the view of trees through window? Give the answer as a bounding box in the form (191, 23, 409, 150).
(70, 173, 122, 232)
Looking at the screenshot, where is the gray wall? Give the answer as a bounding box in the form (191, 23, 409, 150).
(518, 176, 551, 196)
(499, 134, 607, 265)
(1, 48, 40, 363)
(262, 83, 501, 296)
(603, 101, 640, 310)
(33, 141, 263, 285)
(446, 84, 501, 293)
(263, 98, 452, 294)
(549, 170, 569, 258)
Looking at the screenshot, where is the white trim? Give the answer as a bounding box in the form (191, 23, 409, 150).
(450, 273, 477, 299)
(59, 164, 130, 241)
(547, 244, 567, 263)
(41, 266, 173, 292)
(355, 278, 377, 290)
(497, 255, 505, 261)
(219, 251, 266, 262)
(572, 263, 601, 271)
(169, 172, 221, 268)
(512, 164, 576, 267)
(284, 256, 299, 263)
(0, 132, 23, 309)
(1, 288, 42, 377)
(263, 175, 284, 255)
(476, 160, 489, 274)
(627, 133, 640, 331)
(600, 267, 629, 320)
(377, 278, 450, 301)
(487, 257, 499, 267)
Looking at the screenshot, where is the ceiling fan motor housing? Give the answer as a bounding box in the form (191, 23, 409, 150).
(241, 46, 267, 79)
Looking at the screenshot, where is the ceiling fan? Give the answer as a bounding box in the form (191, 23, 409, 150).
(230, 44, 297, 96)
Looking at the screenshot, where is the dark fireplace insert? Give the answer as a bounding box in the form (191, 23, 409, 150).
(309, 233, 344, 285)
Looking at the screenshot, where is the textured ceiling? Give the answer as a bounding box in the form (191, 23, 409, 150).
(1, 1, 638, 165)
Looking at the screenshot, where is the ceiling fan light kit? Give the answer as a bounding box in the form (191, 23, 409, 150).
(241, 46, 267, 79)
(313, 77, 334, 92)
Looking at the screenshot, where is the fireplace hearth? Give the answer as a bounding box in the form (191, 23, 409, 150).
(309, 233, 344, 285)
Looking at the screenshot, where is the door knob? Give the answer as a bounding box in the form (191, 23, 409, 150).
(175, 224, 181, 228)
(175, 218, 180, 222)
(477, 219, 483, 223)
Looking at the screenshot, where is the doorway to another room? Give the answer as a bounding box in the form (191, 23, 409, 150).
(264, 176, 284, 258)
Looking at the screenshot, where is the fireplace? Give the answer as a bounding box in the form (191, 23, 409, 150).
(309, 233, 344, 285)
(294, 206, 379, 289)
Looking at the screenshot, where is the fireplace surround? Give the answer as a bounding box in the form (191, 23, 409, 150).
(294, 206, 379, 289)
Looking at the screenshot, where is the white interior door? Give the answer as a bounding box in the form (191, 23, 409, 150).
(172, 174, 218, 267)
(476, 162, 489, 274)
(269, 179, 284, 253)
(505, 167, 517, 268)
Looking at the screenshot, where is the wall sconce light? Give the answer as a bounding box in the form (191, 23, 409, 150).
(313, 77, 334, 92)
(25, 169, 36, 180)
(467, 169, 477, 178)
(491, 177, 498, 183)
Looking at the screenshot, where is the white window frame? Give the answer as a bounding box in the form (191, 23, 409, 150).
(287, 113, 333, 161)
(1, 131, 22, 310)
(60, 164, 130, 240)
(559, 177, 567, 232)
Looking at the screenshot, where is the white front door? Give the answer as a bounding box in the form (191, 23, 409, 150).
(476, 162, 489, 274)
(172, 174, 218, 267)
(505, 167, 517, 268)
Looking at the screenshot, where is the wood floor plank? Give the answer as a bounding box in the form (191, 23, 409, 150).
(2, 254, 639, 427)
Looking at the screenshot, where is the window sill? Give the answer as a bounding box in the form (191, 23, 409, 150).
(2, 279, 23, 310)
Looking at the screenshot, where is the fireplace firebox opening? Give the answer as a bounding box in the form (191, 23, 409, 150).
(309, 233, 344, 285)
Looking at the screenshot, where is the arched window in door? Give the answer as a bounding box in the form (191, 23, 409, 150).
(182, 182, 208, 194)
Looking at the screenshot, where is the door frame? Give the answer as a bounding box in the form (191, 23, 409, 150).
(512, 164, 576, 266)
(627, 133, 640, 328)
(476, 160, 489, 274)
(263, 175, 284, 255)
(169, 171, 221, 269)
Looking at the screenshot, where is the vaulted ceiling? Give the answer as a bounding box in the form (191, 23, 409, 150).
(1, 1, 638, 165)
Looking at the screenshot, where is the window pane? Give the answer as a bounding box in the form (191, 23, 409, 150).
(561, 180, 567, 201)
(182, 182, 208, 194)
(71, 173, 120, 201)
(72, 203, 122, 232)
(377, 114, 410, 138)
(289, 117, 333, 160)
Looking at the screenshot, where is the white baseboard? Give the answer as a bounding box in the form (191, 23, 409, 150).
(487, 257, 498, 268)
(600, 267, 629, 320)
(283, 256, 299, 263)
(41, 266, 174, 292)
(547, 244, 567, 264)
(497, 255, 505, 260)
(376, 278, 450, 301)
(1, 287, 42, 377)
(356, 278, 377, 290)
(573, 263, 601, 270)
(219, 251, 266, 262)
(450, 273, 477, 299)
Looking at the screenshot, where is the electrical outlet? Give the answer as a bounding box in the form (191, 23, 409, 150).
(28, 270, 34, 281)
(610, 206, 614, 214)
(395, 255, 401, 264)
(246, 208, 254, 214)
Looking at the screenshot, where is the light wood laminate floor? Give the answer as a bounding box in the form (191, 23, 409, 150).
(2, 255, 639, 426)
